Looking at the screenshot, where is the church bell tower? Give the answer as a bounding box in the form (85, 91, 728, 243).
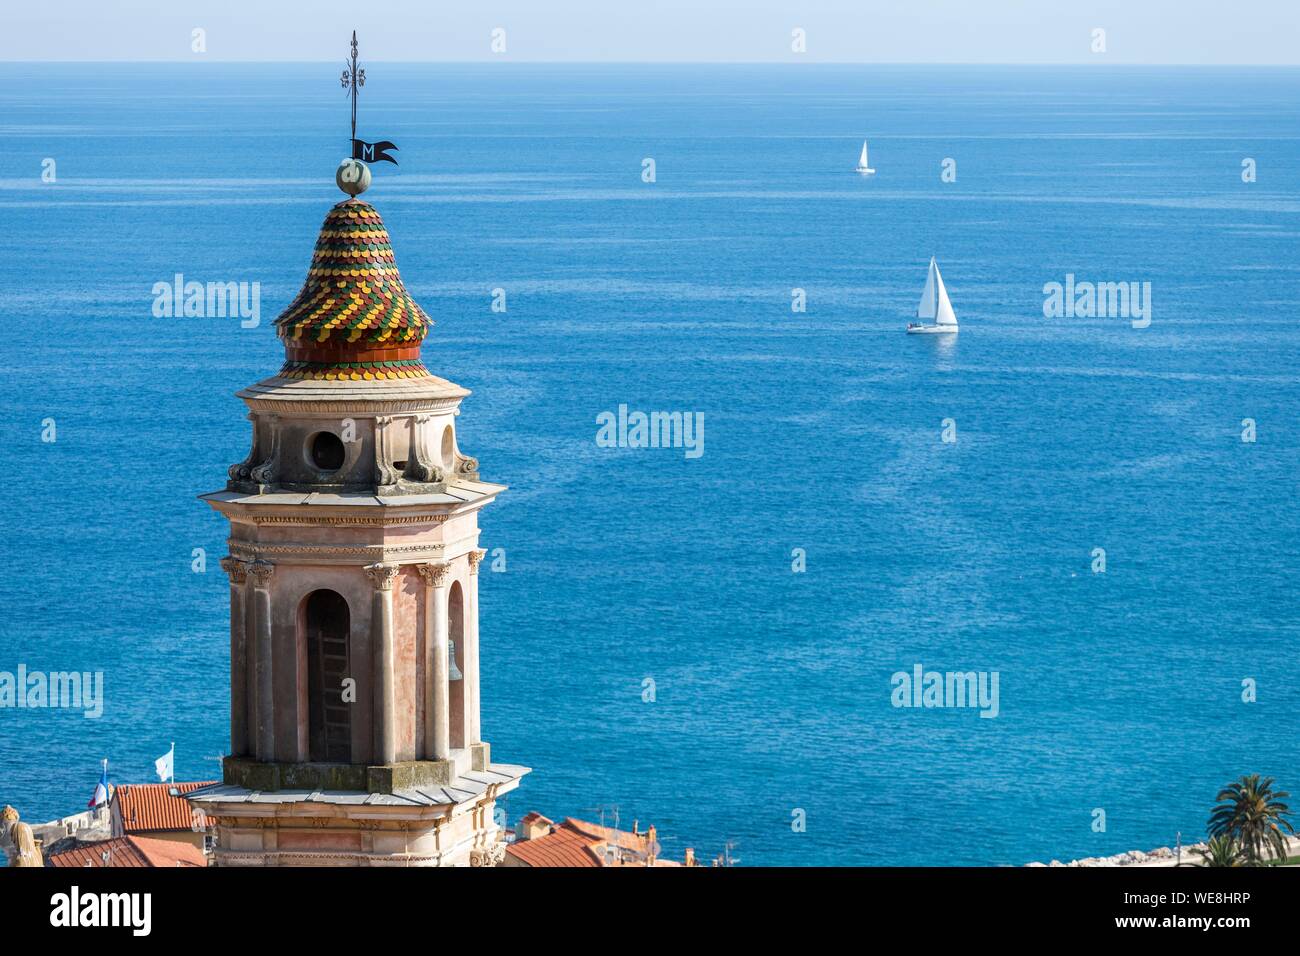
(187, 155, 528, 866)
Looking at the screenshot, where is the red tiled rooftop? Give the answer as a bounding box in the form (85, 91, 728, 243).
(114, 781, 216, 833)
(562, 817, 650, 853)
(505, 824, 602, 868)
(506, 812, 685, 868)
(47, 835, 206, 869)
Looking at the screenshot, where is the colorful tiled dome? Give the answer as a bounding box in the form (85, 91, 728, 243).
(274, 199, 432, 381)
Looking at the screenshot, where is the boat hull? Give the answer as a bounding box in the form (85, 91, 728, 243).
(855, 167, 875, 175)
(906, 324, 957, 334)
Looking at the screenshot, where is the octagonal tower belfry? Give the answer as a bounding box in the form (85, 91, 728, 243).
(187, 169, 527, 866)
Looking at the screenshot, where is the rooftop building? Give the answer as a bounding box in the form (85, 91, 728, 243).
(46, 834, 206, 869)
(504, 814, 695, 868)
(111, 781, 216, 852)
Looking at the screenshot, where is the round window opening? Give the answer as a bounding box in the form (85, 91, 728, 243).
(310, 431, 346, 472)
(441, 425, 455, 471)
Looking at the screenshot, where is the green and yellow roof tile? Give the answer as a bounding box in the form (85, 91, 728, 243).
(273, 199, 434, 381)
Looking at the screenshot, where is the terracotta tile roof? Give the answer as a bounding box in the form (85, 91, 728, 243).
(114, 781, 216, 833)
(274, 199, 433, 381)
(505, 816, 680, 867)
(47, 835, 206, 868)
(505, 824, 603, 868)
(562, 817, 650, 854)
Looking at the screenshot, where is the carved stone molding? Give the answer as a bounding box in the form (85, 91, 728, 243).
(467, 549, 487, 575)
(247, 560, 275, 588)
(218, 848, 446, 865)
(227, 412, 261, 482)
(243, 397, 465, 416)
(231, 543, 446, 560)
(364, 562, 401, 591)
(456, 453, 480, 480)
(407, 416, 445, 484)
(249, 514, 450, 527)
(416, 562, 451, 589)
(249, 415, 281, 487)
(470, 842, 507, 867)
(220, 556, 250, 585)
(374, 415, 400, 488)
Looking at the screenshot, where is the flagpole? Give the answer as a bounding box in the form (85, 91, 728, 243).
(170, 742, 175, 784)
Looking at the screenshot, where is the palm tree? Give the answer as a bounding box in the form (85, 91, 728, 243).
(1207, 774, 1295, 864)
(1193, 835, 1245, 867)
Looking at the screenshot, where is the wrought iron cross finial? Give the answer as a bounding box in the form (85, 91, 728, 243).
(340, 30, 366, 142)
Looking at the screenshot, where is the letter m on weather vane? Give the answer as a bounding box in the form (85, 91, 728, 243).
(341, 30, 399, 165)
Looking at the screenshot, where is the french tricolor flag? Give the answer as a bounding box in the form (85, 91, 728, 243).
(87, 761, 109, 809)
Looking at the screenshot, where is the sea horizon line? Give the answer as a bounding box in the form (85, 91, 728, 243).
(4, 60, 1300, 69)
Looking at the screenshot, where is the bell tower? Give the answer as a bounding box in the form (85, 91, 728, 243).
(187, 170, 527, 866)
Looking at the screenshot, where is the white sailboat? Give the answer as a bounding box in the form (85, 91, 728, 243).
(855, 140, 875, 175)
(907, 257, 958, 334)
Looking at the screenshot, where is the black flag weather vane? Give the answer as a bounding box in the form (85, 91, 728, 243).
(342, 31, 398, 165)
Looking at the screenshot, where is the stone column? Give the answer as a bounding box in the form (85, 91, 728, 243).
(247, 560, 275, 761)
(466, 549, 486, 745)
(416, 562, 451, 760)
(365, 563, 400, 765)
(220, 557, 250, 757)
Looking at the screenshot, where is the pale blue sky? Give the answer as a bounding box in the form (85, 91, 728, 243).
(3, 0, 1297, 64)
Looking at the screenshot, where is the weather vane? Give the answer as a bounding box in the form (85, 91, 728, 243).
(336, 31, 398, 196)
(340, 31, 365, 143)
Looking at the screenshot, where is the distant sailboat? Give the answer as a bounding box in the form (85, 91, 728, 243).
(907, 257, 958, 334)
(855, 140, 875, 175)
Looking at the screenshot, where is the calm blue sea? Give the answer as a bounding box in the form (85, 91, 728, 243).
(1, 64, 1298, 866)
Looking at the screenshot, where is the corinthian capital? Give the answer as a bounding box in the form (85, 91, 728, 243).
(467, 549, 487, 575)
(365, 562, 401, 591)
(219, 556, 249, 585)
(415, 562, 451, 589)
(247, 560, 274, 588)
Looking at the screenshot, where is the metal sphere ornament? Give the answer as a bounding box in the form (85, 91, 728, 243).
(336, 157, 371, 196)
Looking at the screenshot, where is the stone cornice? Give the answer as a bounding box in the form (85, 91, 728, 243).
(215, 850, 448, 865)
(201, 486, 507, 529)
(229, 542, 446, 562)
(237, 513, 450, 527)
(241, 397, 466, 416)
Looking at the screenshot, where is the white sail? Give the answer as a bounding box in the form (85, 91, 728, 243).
(909, 258, 958, 333)
(917, 257, 938, 319)
(858, 141, 869, 169)
(933, 261, 957, 327)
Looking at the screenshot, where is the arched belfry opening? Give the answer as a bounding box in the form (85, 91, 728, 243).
(302, 589, 352, 763)
(449, 581, 466, 750)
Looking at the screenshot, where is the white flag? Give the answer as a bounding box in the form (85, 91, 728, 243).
(154, 744, 174, 783)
